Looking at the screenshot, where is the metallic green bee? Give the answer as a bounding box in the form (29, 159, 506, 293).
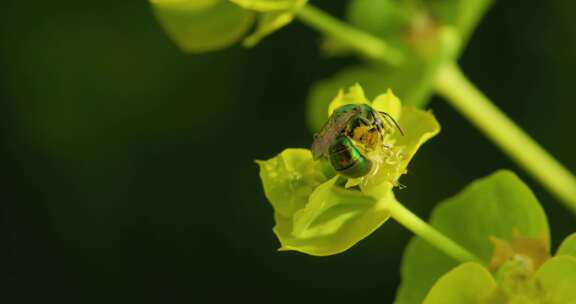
(311, 104, 404, 178)
(328, 136, 373, 178)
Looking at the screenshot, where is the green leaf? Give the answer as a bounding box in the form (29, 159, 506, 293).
(307, 27, 456, 132)
(281, 176, 392, 255)
(256, 148, 329, 218)
(243, 11, 293, 46)
(397, 235, 459, 304)
(534, 256, 576, 304)
(421, 255, 576, 303)
(231, 0, 301, 11)
(556, 233, 576, 258)
(150, 0, 255, 53)
(233, 0, 307, 47)
(422, 263, 496, 304)
(257, 149, 394, 256)
(396, 170, 550, 304)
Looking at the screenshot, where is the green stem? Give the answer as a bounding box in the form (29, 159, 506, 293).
(296, 5, 486, 262)
(385, 198, 482, 263)
(435, 63, 576, 214)
(295, 3, 576, 213)
(295, 4, 403, 65)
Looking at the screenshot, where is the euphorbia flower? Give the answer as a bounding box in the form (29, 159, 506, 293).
(397, 170, 576, 304)
(257, 84, 440, 256)
(423, 232, 576, 304)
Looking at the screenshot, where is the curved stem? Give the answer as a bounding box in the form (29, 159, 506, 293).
(435, 63, 576, 214)
(295, 4, 403, 65)
(385, 198, 482, 263)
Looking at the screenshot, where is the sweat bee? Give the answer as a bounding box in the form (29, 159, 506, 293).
(311, 104, 404, 179)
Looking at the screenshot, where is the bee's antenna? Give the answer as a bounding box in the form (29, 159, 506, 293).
(379, 111, 405, 136)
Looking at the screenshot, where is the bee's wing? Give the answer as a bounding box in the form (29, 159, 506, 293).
(311, 109, 358, 160)
(311, 123, 337, 160)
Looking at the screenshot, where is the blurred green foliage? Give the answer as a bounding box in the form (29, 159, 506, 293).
(150, 0, 307, 51)
(151, 0, 255, 53)
(397, 170, 550, 303)
(1, 0, 576, 303)
(423, 263, 496, 303)
(557, 233, 576, 256)
(424, 254, 576, 303)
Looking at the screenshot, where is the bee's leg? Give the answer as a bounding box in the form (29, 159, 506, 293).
(373, 122, 385, 141)
(361, 116, 385, 145)
(356, 116, 378, 134)
(368, 111, 386, 140)
(357, 116, 373, 127)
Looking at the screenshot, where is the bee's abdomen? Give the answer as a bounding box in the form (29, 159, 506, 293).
(329, 136, 372, 178)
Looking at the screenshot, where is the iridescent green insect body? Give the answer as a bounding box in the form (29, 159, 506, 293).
(311, 104, 363, 161)
(328, 135, 373, 178)
(311, 104, 404, 179)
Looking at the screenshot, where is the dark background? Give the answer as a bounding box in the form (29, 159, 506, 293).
(1, 0, 575, 302)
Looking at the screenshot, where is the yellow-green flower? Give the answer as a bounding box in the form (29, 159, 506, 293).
(397, 170, 576, 304)
(423, 232, 576, 304)
(257, 84, 440, 256)
(326, 84, 439, 195)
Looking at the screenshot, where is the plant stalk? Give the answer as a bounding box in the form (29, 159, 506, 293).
(385, 198, 482, 263)
(435, 63, 576, 214)
(295, 4, 403, 65)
